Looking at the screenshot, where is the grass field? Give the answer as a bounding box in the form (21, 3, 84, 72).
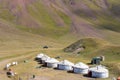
(0, 48, 114, 80)
(0, 38, 120, 80)
(0, 0, 120, 80)
(0, 23, 120, 80)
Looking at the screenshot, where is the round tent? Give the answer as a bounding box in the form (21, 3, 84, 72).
(41, 55, 50, 64)
(73, 62, 89, 74)
(89, 65, 109, 78)
(58, 60, 74, 71)
(45, 58, 59, 68)
(35, 53, 44, 61)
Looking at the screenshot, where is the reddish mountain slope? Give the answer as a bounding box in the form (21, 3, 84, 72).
(0, 0, 119, 38)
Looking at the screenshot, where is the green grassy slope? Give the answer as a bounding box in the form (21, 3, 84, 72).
(64, 38, 109, 52)
(0, 0, 119, 63)
(0, 0, 119, 40)
(0, 0, 71, 38)
(64, 37, 120, 77)
(66, 0, 120, 29)
(0, 19, 63, 50)
(64, 37, 120, 62)
(26, 1, 70, 38)
(0, 0, 119, 57)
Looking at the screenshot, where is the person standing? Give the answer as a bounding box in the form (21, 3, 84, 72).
(33, 74, 35, 79)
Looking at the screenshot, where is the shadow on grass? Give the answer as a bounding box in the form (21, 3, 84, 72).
(41, 63, 47, 67)
(83, 74, 95, 79)
(83, 74, 90, 78)
(53, 68, 74, 74)
(87, 63, 92, 65)
(38, 62, 42, 64)
(67, 70, 74, 74)
(53, 67, 61, 70)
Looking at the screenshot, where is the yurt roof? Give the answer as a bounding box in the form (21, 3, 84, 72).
(45, 58, 59, 63)
(89, 65, 108, 73)
(59, 60, 74, 66)
(36, 53, 44, 58)
(74, 62, 89, 68)
(41, 55, 50, 60)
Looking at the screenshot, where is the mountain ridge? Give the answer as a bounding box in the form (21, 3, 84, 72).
(0, 0, 120, 44)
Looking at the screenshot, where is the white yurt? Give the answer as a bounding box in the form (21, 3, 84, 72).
(89, 65, 109, 78)
(45, 58, 59, 68)
(12, 61, 18, 66)
(58, 60, 74, 71)
(5, 63, 11, 70)
(36, 53, 44, 60)
(73, 62, 89, 74)
(41, 55, 50, 64)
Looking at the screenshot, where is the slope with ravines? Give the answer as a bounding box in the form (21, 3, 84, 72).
(64, 0, 120, 42)
(0, 0, 71, 38)
(0, 0, 120, 44)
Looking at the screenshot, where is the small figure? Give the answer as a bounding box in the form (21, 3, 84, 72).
(6, 69, 15, 77)
(43, 46, 48, 49)
(33, 74, 35, 79)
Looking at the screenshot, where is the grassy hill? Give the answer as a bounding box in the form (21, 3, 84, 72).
(64, 37, 120, 77)
(64, 38, 109, 52)
(64, 37, 119, 61)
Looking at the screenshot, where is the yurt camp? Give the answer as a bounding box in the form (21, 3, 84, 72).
(89, 65, 109, 78)
(58, 60, 74, 71)
(73, 62, 89, 74)
(45, 58, 59, 68)
(41, 55, 50, 64)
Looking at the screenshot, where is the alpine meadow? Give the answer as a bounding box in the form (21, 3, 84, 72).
(0, 0, 120, 80)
